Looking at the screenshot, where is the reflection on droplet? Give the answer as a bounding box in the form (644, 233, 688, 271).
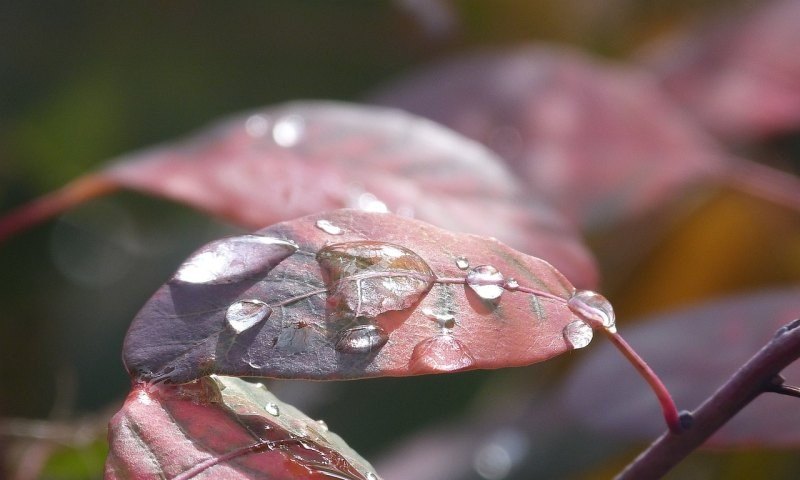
(335, 324, 389, 354)
(563, 320, 593, 349)
(265, 402, 280, 416)
(473, 428, 530, 480)
(422, 308, 456, 329)
(226, 299, 272, 333)
(357, 192, 389, 213)
(455, 256, 470, 270)
(505, 278, 519, 290)
(316, 419, 329, 432)
(173, 235, 297, 285)
(245, 114, 270, 137)
(317, 241, 435, 319)
(568, 290, 616, 332)
(409, 335, 475, 373)
(466, 265, 505, 300)
(315, 219, 344, 235)
(272, 114, 305, 147)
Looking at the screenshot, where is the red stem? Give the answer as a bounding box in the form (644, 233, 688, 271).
(0, 174, 119, 243)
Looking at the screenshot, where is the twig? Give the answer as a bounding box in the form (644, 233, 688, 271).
(616, 318, 800, 479)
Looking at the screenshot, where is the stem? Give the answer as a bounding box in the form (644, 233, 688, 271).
(0, 174, 119, 243)
(601, 329, 683, 435)
(616, 318, 800, 479)
(722, 157, 800, 212)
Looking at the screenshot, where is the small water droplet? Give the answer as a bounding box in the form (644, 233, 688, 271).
(315, 219, 344, 235)
(422, 308, 456, 329)
(366, 473, 379, 480)
(505, 278, 519, 290)
(254, 382, 266, 390)
(455, 256, 470, 270)
(226, 299, 272, 333)
(245, 114, 270, 137)
(173, 235, 297, 285)
(357, 192, 389, 213)
(563, 319, 593, 349)
(265, 402, 280, 416)
(466, 265, 505, 300)
(409, 335, 476, 373)
(335, 324, 389, 354)
(316, 419, 329, 431)
(272, 114, 305, 147)
(317, 241, 435, 319)
(568, 290, 616, 332)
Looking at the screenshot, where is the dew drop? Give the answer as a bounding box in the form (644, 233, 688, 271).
(254, 382, 266, 390)
(315, 219, 344, 235)
(422, 308, 456, 329)
(335, 324, 389, 354)
(409, 335, 476, 373)
(466, 265, 505, 300)
(568, 290, 616, 332)
(316, 419, 329, 432)
(455, 256, 470, 270)
(226, 299, 272, 333)
(173, 235, 297, 285)
(357, 192, 389, 213)
(265, 402, 280, 416)
(366, 473, 378, 480)
(245, 114, 270, 137)
(505, 278, 519, 290)
(563, 319, 593, 349)
(272, 114, 305, 147)
(317, 241, 435, 319)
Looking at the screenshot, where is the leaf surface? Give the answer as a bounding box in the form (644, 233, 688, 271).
(370, 45, 726, 228)
(644, 0, 800, 140)
(105, 375, 380, 480)
(560, 287, 800, 446)
(123, 209, 591, 384)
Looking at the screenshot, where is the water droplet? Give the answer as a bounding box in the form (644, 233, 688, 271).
(366, 473, 379, 480)
(455, 256, 470, 270)
(409, 335, 476, 373)
(466, 265, 505, 300)
(568, 290, 616, 332)
(317, 241, 435, 319)
(226, 299, 272, 333)
(173, 235, 297, 285)
(335, 324, 389, 354)
(505, 278, 519, 290)
(272, 114, 305, 147)
(265, 402, 280, 416)
(422, 308, 456, 329)
(254, 382, 266, 390)
(315, 219, 344, 235)
(563, 319, 593, 349)
(357, 192, 389, 213)
(316, 419, 329, 431)
(245, 114, 270, 137)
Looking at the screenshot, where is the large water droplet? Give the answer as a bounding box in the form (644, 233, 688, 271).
(568, 290, 616, 332)
(272, 114, 305, 147)
(563, 320, 593, 349)
(466, 265, 505, 300)
(265, 402, 280, 416)
(335, 324, 389, 354)
(455, 256, 470, 270)
(422, 308, 456, 329)
(317, 241, 435, 319)
(245, 114, 270, 137)
(409, 335, 476, 373)
(173, 235, 297, 285)
(226, 299, 272, 333)
(315, 219, 344, 235)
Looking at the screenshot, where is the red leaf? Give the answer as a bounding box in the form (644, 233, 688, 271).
(644, 0, 800, 140)
(559, 287, 800, 446)
(0, 101, 597, 288)
(105, 375, 380, 480)
(123, 209, 595, 385)
(370, 45, 727, 228)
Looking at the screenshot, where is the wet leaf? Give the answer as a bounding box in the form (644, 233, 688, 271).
(370, 45, 726, 228)
(644, 0, 800, 140)
(123, 209, 590, 384)
(0, 101, 596, 288)
(105, 375, 380, 480)
(560, 287, 800, 446)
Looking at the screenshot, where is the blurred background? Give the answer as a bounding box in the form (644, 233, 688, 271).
(1, 1, 799, 479)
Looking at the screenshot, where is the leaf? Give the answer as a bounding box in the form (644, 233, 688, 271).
(559, 287, 800, 446)
(105, 375, 380, 480)
(123, 209, 593, 385)
(370, 45, 727, 228)
(644, 0, 800, 140)
(0, 101, 597, 288)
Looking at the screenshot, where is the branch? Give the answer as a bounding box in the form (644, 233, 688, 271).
(616, 318, 800, 479)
